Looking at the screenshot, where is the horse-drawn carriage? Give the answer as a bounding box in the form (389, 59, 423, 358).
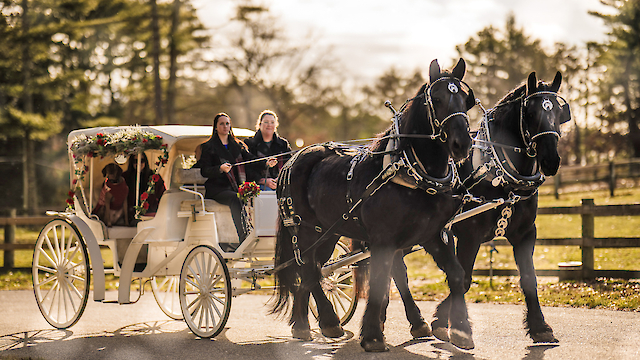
(32, 125, 359, 338)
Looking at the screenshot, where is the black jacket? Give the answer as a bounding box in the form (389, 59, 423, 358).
(244, 130, 292, 179)
(199, 135, 259, 198)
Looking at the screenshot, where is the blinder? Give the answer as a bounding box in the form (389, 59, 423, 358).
(422, 76, 473, 141)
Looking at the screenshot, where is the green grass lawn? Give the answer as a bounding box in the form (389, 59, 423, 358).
(2, 188, 640, 310)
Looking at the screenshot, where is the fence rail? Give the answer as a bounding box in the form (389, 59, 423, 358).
(543, 158, 640, 197)
(3, 200, 640, 280)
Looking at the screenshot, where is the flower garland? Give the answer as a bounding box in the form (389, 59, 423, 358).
(133, 145, 169, 218)
(66, 126, 169, 216)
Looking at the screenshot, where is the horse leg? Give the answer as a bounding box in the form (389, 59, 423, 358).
(360, 245, 396, 352)
(513, 232, 558, 343)
(290, 286, 312, 340)
(424, 239, 474, 350)
(310, 235, 344, 338)
(391, 250, 431, 338)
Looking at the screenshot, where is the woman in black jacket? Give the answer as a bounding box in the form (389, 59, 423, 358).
(244, 110, 292, 191)
(199, 113, 276, 242)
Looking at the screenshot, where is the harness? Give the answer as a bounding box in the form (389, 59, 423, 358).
(462, 89, 568, 240)
(272, 76, 471, 271)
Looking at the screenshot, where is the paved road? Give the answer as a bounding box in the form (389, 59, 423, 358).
(0, 290, 639, 360)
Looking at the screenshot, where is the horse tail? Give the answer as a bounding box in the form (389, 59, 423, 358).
(270, 144, 331, 316)
(270, 216, 297, 316)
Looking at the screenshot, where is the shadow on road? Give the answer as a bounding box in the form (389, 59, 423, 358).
(0, 320, 491, 360)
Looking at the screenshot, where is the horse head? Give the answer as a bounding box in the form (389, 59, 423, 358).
(424, 58, 474, 161)
(523, 71, 570, 176)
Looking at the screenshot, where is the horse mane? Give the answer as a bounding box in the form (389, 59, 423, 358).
(370, 83, 429, 152)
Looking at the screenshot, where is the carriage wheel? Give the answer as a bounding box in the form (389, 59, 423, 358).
(179, 245, 232, 338)
(151, 276, 183, 320)
(32, 219, 90, 329)
(310, 240, 358, 326)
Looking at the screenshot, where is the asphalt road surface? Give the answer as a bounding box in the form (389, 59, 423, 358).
(1, 290, 639, 360)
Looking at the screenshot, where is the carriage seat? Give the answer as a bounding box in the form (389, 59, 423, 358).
(179, 199, 239, 244)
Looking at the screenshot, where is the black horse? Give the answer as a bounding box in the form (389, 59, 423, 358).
(393, 71, 570, 345)
(271, 58, 476, 352)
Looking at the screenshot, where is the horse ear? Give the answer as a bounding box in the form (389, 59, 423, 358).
(466, 88, 476, 110)
(429, 59, 441, 83)
(527, 72, 537, 95)
(551, 71, 562, 92)
(451, 58, 466, 80)
(560, 103, 572, 124)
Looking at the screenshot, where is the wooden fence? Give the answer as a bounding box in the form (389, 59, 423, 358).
(543, 158, 640, 198)
(3, 200, 640, 280)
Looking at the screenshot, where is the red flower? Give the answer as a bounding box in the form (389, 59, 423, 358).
(97, 139, 104, 146)
(143, 139, 148, 143)
(66, 199, 74, 205)
(155, 161, 160, 166)
(141, 192, 149, 201)
(161, 159, 167, 164)
(143, 202, 150, 210)
(68, 190, 75, 197)
(152, 174, 160, 182)
(97, 133, 104, 137)
(87, 152, 93, 158)
(72, 179, 77, 185)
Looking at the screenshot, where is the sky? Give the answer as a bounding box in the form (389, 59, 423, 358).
(192, 0, 613, 82)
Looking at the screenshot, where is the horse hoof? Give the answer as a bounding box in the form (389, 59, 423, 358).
(361, 338, 389, 352)
(432, 327, 450, 342)
(532, 331, 559, 344)
(450, 328, 475, 350)
(410, 323, 432, 338)
(292, 328, 312, 341)
(321, 326, 344, 338)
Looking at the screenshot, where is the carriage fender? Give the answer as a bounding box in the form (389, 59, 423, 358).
(118, 228, 154, 304)
(67, 215, 105, 302)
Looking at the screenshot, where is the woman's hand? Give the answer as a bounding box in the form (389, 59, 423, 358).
(220, 163, 232, 173)
(266, 157, 277, 168)
(266, 178, 277, 190)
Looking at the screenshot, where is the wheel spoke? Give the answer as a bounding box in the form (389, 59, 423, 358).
(35, 274, 57, 288)
(36, 264, 57, 274)
(186, 275, 199, 289)
(38, 248, 57, 268)
(44, 233, 60, 265)
(335, 272, 352, 284)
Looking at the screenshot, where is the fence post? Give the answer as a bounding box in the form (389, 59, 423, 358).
(608, 161, 616, 197)
(581, 199, 595, 280)
(3, 209, 16, 270)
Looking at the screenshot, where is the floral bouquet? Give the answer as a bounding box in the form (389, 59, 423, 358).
(237, 181, 260, 204)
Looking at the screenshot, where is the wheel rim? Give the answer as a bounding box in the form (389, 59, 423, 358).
(310, 240, 358, 325)
(179, 246, 231, 338)
(32, 219, 90, 329)
(152, 276, 183, 320)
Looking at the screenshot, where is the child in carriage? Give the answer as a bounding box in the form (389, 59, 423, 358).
(92, 163, 129, 227)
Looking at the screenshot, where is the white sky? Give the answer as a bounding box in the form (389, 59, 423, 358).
(192, 0, 612, 82)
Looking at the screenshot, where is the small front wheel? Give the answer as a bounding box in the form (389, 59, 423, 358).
(179, 245, 232, 338)
(32, 219, 90, 329)
(151, 275, 183, 320)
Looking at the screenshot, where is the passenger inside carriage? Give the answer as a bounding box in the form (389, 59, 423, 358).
(199, 112, 277, 244)
(123, 153, 166, 224)
(92, 163, 129, 227)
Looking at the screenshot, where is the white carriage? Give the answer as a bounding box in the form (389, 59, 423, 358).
(32, 125, 358, 338)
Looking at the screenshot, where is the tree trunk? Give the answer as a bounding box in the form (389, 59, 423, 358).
(166, 0, 181, 124)
(21, 0, 35, 213)
(150, 0, 163, 125)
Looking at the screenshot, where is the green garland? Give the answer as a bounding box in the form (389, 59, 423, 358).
(66, 126, 169, 218)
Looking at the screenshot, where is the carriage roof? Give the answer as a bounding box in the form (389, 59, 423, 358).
(67, 125, 255, 152)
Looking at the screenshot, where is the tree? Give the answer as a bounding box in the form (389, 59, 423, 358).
(456, 13, 558, 107)
(590, 0, 640, 157)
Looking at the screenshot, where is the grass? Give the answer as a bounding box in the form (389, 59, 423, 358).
(2, 188, 640, 310)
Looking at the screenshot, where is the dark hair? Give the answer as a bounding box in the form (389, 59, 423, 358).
(125, 153, 152, 184)
(102, 163, 123, 178)
(213, 112, 246, 150)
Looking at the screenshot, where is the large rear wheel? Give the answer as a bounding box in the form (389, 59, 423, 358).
(32, 219, 90, 329)
(179, 245, 232, 338)
(310, 240, 358, 325)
